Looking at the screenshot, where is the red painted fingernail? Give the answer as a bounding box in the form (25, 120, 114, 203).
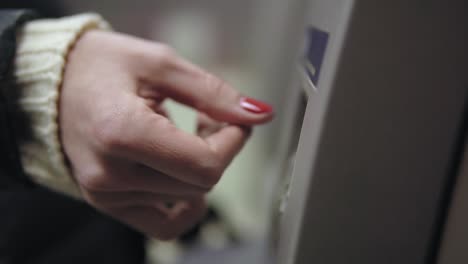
(240, 97, 273, 114)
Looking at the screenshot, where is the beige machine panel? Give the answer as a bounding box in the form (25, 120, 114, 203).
(273, 1, 468, 264)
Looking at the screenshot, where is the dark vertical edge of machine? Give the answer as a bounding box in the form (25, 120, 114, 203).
(425, 92, 468, 264)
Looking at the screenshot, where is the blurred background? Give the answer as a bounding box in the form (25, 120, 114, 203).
(54, 0, 303, 263)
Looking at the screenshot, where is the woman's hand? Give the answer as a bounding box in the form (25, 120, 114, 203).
(59, 30, 273, 239)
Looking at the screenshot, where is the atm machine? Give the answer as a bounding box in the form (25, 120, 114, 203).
(270, 1, 468, 264)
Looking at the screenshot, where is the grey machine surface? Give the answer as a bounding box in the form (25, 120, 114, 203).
(272, 1, 468, 264)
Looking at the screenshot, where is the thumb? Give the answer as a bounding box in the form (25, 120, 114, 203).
(142, 48, 274, 125)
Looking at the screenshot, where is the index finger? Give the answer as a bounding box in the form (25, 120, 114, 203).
(139, 44, 273, 125)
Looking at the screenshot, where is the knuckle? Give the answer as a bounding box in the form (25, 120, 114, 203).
(77, 167, 111, 191)
(196, 74, 226, 111)
(153, 44, 177, 68)
(206, 75, 226, 98)
(195, 155, 224, 187)
(92, 110, 131, 152)
(93, 127, 122, 152)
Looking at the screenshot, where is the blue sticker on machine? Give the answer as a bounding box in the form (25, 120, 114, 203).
(304, 27, 329, 87)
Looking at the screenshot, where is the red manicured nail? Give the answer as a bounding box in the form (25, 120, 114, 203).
(240, 97, 273, 114)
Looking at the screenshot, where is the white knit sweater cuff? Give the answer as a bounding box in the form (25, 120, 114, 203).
(14, 14, 111, 199)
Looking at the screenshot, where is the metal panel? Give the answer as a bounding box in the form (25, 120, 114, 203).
(276, 0, 468, 263)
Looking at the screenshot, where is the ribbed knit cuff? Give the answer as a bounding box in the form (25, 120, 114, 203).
(14, 14, 111, 199)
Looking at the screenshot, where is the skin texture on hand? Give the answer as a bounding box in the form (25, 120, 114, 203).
(59, 30, 273, 240)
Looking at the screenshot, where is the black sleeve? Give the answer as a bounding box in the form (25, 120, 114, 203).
(0, 9, 37, 189)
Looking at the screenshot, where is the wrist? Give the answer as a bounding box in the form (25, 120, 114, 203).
(14, 13, 110, 198)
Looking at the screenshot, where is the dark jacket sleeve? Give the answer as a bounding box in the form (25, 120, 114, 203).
(0, 9, 37, 189)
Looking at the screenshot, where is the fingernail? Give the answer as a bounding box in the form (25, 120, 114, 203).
(240, 97, 273, 114)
